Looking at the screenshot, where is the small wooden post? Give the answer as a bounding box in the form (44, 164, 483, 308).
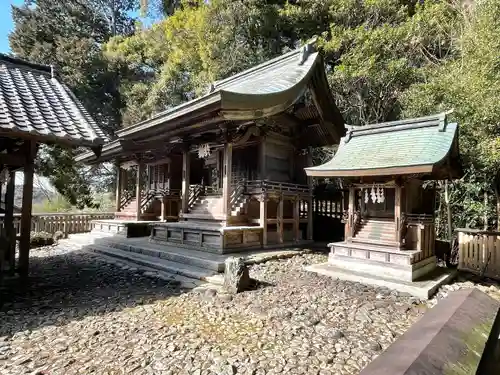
(135, 162, 144, 221)
(347, 186, 355, 241)
(3, 170, 15, 273)
(277, 196, 284, 244)
(19, 141, 36, 277)
(115, 165, 122, 212)
(160, 197, 166, 221)
(306, 152, 313, 241)
(394, 183, 402, 247)
(293, 196, 300, 242)
(222, 142, 233, 222)
(259, 194, 268, 247)
(181, 150, 190, 214)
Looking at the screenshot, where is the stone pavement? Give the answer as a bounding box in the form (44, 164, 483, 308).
(0, 243, 499, 375)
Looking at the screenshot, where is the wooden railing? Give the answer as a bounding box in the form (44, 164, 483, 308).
(119, 191, 134, 210)
(0, 212, 115, 237)
(140, 191, 156, 214)
(187, 184, 204, 209)
(457, 228, 500, 280)
(246, 180, 310, 194)
(151, 188, 181, 198)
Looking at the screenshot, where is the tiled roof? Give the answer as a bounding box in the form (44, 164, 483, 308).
(116, 38, 343, 142)
(0, 55, 108, 147)
(305, 113, 458, 177)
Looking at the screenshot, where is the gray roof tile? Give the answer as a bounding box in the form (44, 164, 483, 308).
(0, 55, 108, 147)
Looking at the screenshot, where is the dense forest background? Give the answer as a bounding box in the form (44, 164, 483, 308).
(8, 0, 500, 237)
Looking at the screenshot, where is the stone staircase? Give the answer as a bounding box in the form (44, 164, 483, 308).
(60, 231, 225, 289)
(181, 193, 250, 224)
(353, 218, 399, 247)
(115, 195, 159, 221)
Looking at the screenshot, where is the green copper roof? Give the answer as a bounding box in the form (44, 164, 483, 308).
(305, 113, 459, 178)
(116, 38, 342, 138)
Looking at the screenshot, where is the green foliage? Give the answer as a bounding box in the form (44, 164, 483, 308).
(403, 0, 500, 231)
(107, 0, 294, 125)
(140, 0, 183, 17)
(32, 194, 73, 214)
(9, 0, 138, 208)
(32, 192, 115, 214)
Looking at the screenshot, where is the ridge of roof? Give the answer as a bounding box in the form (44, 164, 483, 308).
(344, 112, 452, 143)
(0, 54, 55, 76)
(0, 55, 108, 147)
(117, 38, 321, 138)
(212, 37, 318, 92)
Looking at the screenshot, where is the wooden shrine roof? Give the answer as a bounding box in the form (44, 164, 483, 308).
(76, 38, 344, 164)
(305, 113, 462, 179)
(0, 55, 108, 149)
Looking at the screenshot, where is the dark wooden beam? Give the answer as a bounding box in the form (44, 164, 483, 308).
(18, 141, 37, 278)
(0, 152, 27, 167)
(4, 169, 16, 274)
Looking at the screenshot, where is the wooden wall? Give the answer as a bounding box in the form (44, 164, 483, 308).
(262, 132, 306, 184)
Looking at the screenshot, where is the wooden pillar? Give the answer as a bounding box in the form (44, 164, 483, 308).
(222, 143, 233, 221)
(306, 152, 313, 241)
(3, 169, 15, 274)
(277, 196, 284, 244)
(181, 150, 190, 214)
(19, 142, 36, 277)
(259, 194, 268, 247)
(259, 139, 266, 179)
(160, 197, 166, 221)
(216, 150, 222, 190)
(394, 183, 402, 246)
(293, 196, 300, 242)
(347, 186, 355, 241)
(135, 162, 144, 221)
(115, 165, 122, 212)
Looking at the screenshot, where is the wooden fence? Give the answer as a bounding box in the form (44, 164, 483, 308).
(457, 228, 500, 280)
(0, 212, 115, 238)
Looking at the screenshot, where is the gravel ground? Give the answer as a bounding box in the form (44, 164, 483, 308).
(0, 244, 499, 375)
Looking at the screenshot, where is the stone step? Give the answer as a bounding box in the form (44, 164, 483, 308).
(88, 244, 221, 282)
(105, 241, 224, 272)
(180, 212, 227, 221)
(356, 228, 395, 236)
(355, 234, 396, 242)
(351, 237, 400, 247)
(92, 250, 205, 289)
(359, 222, 395, 229)
(306, 262, 456, 300)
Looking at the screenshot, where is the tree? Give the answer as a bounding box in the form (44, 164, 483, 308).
(281, 0, 461, 125)
(140, 0, 183, 17)
(403, 0, 500, 231)
(107, 0, 294, 126)
(9, 0, 138, 208)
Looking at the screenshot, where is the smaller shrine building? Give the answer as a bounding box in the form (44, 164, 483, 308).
(305, 113, 461, 298)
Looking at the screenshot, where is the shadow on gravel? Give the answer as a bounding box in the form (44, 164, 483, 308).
(0, 250, 182, 336)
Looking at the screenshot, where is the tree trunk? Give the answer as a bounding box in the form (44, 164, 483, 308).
(444, 180, 452, 242)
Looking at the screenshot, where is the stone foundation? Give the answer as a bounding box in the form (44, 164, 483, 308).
(329, 241, 436, 282)
(150, 222, 263, 254)
(91, 220, 154, 238)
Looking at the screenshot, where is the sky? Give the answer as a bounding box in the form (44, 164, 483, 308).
(0, 0, 23, 54)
